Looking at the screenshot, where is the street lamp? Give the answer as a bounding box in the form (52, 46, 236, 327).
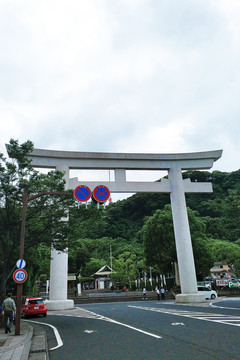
(15, 186, 72, 335)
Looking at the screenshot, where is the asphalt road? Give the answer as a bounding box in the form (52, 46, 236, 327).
(30, 298, 240, 360)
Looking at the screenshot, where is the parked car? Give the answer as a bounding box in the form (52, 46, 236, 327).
(21, 297, 47, 318)
(198, 286, 218, 300)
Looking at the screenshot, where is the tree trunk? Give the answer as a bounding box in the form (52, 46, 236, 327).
(0, 263, 7, 304)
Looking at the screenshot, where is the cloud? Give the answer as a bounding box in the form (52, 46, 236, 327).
(0, 0, 239, 186)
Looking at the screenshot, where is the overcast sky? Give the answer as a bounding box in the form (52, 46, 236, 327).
(0, 0, 239, 200)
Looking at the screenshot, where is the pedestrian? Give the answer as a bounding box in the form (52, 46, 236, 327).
(142, 287, 147, 300)
(160, 287, 165, 300)
(0, 305, 4, 329)
(2, 293, 16, 334)
(156, 287, 160, 301)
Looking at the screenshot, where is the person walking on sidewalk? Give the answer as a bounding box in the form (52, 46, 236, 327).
(0, 305, 4, 330)
(2, 293, 16, 334)
(142, 287, 147, 300)
(160, 287, 165, 300)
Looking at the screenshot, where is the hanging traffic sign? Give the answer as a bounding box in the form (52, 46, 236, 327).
(92, 185, 110, 203)
(74, 185, 91, 202)
(13, 269, 28, 284)
(16, 259, 26, 269)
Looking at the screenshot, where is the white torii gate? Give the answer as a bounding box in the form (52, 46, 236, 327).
(27, 148, 222, 308)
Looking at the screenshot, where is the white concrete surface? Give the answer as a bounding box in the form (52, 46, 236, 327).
(49, 248, 68, 301)
(45, 299, 74, 310)
(169, 166, 199, 299)
(48, 165, 72, 309)
(176, 294, 206, 303)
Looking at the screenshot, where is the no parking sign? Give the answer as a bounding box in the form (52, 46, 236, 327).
(74, 185, 91, 202)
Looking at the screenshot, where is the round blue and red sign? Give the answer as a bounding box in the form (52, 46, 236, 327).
(74, 185, 91, 202)
(13, 269, 28, 284)
(92, 185, 110, 203)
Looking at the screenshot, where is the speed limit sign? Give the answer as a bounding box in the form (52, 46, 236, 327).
(13, 269, 28, 284)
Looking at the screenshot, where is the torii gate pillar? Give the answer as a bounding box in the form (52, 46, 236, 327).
(169, 167, 199, 302)
(48, 165, 74, 310)
(26, 148, 222, 306)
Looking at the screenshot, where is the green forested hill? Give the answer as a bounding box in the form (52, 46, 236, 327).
(67, 169, 240, 285)
(103, 169, 240, 243)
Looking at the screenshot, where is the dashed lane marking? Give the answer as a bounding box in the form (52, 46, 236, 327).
(128, 305, 240, 328)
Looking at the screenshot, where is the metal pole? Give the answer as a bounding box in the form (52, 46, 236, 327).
(15, 186, 28, 335)
(15, 189, 72, 335)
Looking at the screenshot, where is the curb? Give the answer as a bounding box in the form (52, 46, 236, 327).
(0, 321, 49, 360)
(28, 323, 49, 360)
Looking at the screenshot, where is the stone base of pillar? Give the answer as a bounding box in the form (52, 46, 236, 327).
(46, 299, 74, 311)
(176, 293, 206, 303)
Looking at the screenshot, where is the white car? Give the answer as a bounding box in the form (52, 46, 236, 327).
(198, 286, 218, 300)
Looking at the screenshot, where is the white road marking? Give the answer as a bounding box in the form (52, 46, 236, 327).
(210, 298, 240, 311)
(102, 316, 162, 339)
(24, 319, 63, 350)
(83, 330, 96, 334)
(128, 305, 240, 328)
(52, 308, 162, 339)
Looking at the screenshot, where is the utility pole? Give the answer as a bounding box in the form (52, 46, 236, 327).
(15, 188, 72, 335)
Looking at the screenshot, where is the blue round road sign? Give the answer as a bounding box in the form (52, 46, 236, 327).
(74, 185, 91, 202)
(16, 259, 26, 269)
(92, 185, 110, 203)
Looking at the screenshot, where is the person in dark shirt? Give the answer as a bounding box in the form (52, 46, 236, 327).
(2, 293, 16, 334)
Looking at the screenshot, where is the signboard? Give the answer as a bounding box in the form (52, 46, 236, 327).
(229, 280, 240, 288)
(74, 185, 91, 202)
(92, 185, 110, 203)
(16, 259, 26, 269)
(216, 279, 240, 288)
(216, 279, 228, 287)
(13, 269, 28, 284)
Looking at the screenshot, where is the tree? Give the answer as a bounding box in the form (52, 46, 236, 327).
(82, 258, 105, 277)
(207, 239, 240, 267)
(112, 248, 144, 289)
(68, 239, 91, 274)
(0, 139, 73, 301)
(69, 205, 107, 240)
(141, 205, 213, 279)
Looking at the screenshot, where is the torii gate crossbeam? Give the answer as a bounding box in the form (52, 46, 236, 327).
(26, 148, 222, 307)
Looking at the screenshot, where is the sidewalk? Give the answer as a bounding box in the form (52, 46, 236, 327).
(0, 322, 48, 360)
(72, 290, 174, 304)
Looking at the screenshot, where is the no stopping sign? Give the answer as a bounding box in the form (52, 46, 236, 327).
(13, 269, 28, 284)
(92, 185, 110, 203)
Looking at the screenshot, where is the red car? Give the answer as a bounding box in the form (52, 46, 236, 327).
(21, 297, 47, 318)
